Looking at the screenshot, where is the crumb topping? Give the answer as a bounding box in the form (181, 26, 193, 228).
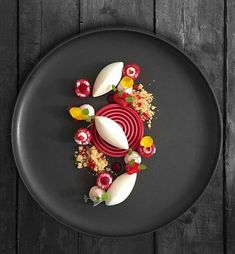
(130, 84, 156, 128)
(75, 146, 108, 172)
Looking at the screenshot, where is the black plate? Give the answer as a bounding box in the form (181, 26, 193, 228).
(12, 28, 222, 237)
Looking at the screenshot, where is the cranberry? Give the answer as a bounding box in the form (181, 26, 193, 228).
(122, 64, 140, 80)
(107, 93, 114, 103)
(96, 172, 113, 190)
(113, 92, 128, 107)
(74, 79, 91, 98)
(111, 162, 122, 172)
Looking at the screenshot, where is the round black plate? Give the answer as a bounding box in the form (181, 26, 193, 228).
(12, 29, 222, 237)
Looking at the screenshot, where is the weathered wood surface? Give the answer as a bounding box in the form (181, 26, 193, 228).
(18, 1, 79, 253)
(0, 1, 17, 254)
(226, 0, 235, 253)
(155, 1, 224, 253)
(0, 0, 234, 253)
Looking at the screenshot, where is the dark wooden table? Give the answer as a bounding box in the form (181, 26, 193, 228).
(1, 0, 234, 253)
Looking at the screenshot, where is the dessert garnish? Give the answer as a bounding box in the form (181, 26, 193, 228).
(75, 79, 91, 98)
(69, 62, 157, 206)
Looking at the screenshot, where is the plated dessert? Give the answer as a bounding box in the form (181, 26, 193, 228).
(68, 62, 157, 206)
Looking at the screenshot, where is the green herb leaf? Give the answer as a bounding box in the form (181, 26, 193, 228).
(118, 90, 124, 96)
(125, 96, 133, 103)
(128, 149, 132, 156)
(82, 108, 89, 115)
(101, 192, 109, 202)
(112, 85, 117, 91)
(139, 164, 147, 170)
(128, 159, 135, 166)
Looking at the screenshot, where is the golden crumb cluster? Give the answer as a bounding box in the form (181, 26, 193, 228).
(130, 84, 156, 128)
(75, 146, 108, 172)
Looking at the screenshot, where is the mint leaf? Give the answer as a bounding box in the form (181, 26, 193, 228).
(128, 149, 132, 156)
(82, 108, 89, 115)
(112, 85, 117, 91)
(118, 90, 124, 96)
(101, 192, 109, 202)
(128, 159, 135, 166)
(139, 164, 147, 170)
(125, 96, 133, 103)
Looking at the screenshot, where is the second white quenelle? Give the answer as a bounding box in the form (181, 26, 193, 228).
(95, 116, 129, 149)
(105, 173, 137, 206)
(92, 62, 124, 97)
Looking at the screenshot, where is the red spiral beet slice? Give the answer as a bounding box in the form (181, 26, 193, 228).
(91, 104, 144, 157)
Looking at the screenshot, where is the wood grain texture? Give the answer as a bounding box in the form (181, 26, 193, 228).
(79, 1, 155, 253)
(18, 1, 79, 253)
(0, 1, 17, 254)
(81, 0, 154, 31)
(155, 0, 224, 253)
(226, 0, 235, 253)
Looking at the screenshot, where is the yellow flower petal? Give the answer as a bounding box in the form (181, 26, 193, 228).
(140, 136, 153, 148)
(120, 76, 134, 89)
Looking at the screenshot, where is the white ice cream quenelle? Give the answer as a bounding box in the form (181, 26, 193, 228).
(92, 62, 124, 97)
(95, 116, 129, 149)
(105, 173, 137, 206)
(124, 151, 141, 164)
(79, 104, 95, 116)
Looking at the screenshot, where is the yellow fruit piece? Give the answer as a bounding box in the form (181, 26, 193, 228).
(140, 136, 153, 148)
(120, 76, 134, 89)
(69, 107, 88, 120)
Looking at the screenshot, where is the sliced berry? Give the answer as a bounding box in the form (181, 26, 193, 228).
(74, 79, 91, 98)
(74, 128, 92, 145)
(138, 144, 156, 158)
(96, 172, 113, 190)
(113, 92, 128, 107)
(122, 64, 140, 80)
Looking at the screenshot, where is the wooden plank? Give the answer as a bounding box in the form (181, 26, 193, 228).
(226, 0, 235, 253)
(80, 0, 154, 31)
(79, 0, 155, 253)
(18, 1, 80, 253)
(0, 1, 17, 254)
(155, 0, 224, 253)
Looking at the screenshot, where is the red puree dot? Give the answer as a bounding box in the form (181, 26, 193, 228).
(111, 162, 122, 172)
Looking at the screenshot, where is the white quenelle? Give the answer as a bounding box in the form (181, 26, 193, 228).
(124, 151, 141, 164)
(92, 62, 124, 97)
(79, 104, 95, 116)
(105, 173, 137, 206)
(95, 116, 129, 150)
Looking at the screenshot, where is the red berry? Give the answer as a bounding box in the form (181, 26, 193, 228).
(107, 93, 114, 103)
(113, 92, 128, 107)
(122, 64, 140, 80)
(74, 79, 91, 98)
(96, 172, 113, 190)
(133, 84, 140, 90)
(111, 162, 122, 172)
(126, 162, 141, 175)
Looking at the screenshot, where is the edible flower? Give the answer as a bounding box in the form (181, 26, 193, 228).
(140, 136, 153, 148)
(120, 76, 134, 89)
(69, 107, 89, 121)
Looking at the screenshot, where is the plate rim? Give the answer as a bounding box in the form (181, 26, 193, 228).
(11, 27, 223, 238)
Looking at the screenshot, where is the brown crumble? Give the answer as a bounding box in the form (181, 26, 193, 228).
(130, 83, 156, 129)
(75, 145, 108, 172)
